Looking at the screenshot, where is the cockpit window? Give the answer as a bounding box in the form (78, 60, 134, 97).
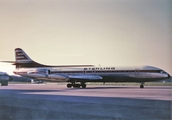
(160, 71, 167, 74)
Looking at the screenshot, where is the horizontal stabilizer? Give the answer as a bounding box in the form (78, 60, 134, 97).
(0, 61, 16, 63)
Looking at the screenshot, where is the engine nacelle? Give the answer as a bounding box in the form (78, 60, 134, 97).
(27, 69, 51, 78)
(27, 71, 47, 78)
(27, 73, 47, 78)
(27, 70, 69, 80)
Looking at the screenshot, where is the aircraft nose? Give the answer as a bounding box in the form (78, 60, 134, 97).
(161, 71, 171, 78)
(168, 74, 171, 78)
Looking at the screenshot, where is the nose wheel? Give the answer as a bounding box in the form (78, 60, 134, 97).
(81, 83, 86, 88)
(67, 84, 72, 88)
(140, 82, 144, 88)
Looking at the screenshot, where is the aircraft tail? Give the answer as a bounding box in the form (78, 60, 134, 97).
(14, 48, 45, 68)
(15, 48, 33, 63)
(1, 48, 94, 69)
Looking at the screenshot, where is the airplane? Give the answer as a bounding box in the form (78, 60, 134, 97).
(2, 48, 171, 88)
(0, 72, 11, 86)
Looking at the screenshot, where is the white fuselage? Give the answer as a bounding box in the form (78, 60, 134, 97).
(13, 65, 170, 82)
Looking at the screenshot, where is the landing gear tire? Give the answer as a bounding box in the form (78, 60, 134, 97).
(67, 82, 87, 88)
(73, 84, 81, 88)
(81, 84, 86, 88)
(67, 84, 72, 88)
(140, 85, 144, 88)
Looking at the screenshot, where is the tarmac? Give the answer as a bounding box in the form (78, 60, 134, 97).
(0, 84, 171, 120)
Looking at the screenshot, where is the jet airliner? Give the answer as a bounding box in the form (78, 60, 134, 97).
(2, 48, 171, 88)
(0, 72, 11, 86)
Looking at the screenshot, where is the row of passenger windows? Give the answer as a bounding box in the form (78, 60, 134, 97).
(52, 70, 161, 74)
(17, 70, 162, 74)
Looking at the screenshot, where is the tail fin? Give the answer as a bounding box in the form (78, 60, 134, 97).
(14, 48, 45, 68)
(2, 48, 94, 69)
(15, 48, 33, 63)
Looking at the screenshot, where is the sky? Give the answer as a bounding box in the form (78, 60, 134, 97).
(0, 0, 171, 75)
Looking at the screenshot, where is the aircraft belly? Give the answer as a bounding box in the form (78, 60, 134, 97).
(21, 72, 169, 83)
(33, 77, 68, 82)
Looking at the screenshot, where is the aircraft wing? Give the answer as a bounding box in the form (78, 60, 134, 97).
(69, 74, 102, 80)
(26, 72, 102, 80)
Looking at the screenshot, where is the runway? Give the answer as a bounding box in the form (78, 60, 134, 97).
(0, 84, 171, 120)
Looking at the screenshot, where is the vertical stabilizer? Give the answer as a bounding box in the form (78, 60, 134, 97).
(1, 48, 94, 69)
(15, 48, 33, 63)
(14, 48, 44, 68)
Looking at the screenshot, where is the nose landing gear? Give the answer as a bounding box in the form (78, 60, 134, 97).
(140, 82, 144, 88)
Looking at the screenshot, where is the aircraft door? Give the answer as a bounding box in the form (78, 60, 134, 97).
(83, 70, 86, 74)
(92, 68, 95, 74)
(135, 69, 139, 76)
(46, 69, 51, 74)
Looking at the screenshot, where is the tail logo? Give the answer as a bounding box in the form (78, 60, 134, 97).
(15, 48, 32, 62)
(16, 52, 28, 60)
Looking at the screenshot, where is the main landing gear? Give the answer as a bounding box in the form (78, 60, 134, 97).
(67, 82, 86, 88)
(140, 82, 144, 88)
